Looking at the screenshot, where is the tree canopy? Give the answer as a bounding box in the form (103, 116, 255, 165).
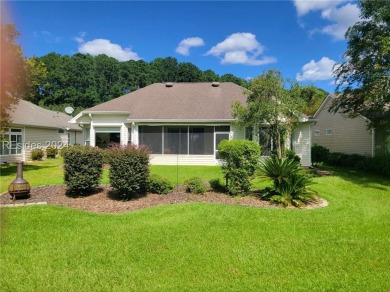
(332, 0, 390, 127)
(0, 24, 27, 128)
(232, 70, 305, 159)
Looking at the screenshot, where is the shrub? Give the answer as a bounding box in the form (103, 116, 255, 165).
(285, 149, 301, 163)
(218, 140, 261, 195)
(63, 146, 103, 193)
(356, 154, 390, 178)
(31, 148, 44, 161)
(259, 156, 316, 207)
(209, 178, 228, 193)
(184, 177, 208, 194)
(46, 146, 58, 159)
(108, 144, 150, 199)
(148, 174, 173, 194)
(311, 144, 330, 165)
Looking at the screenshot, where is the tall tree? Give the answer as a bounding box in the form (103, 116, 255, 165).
(291, 85, 328, 116)
(332, 0, 390, 127)
(232, 70, 304, 159)
(220, 73, 248, 87)
(0, 24, 27, 128)
(24, 56, 48, 103)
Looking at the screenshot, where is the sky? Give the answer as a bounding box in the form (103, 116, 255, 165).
(2, 0, 361, 93)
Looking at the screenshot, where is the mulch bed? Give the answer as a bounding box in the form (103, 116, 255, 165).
(0, 185, 328, 214)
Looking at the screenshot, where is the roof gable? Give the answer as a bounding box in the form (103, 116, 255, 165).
(80, 82, 247, 121)
(7, 100, 81, 130)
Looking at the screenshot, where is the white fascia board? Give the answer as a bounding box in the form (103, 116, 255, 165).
(126, 119, 235, 123)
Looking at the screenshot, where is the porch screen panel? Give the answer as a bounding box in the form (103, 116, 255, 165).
(139, 126, 163, 154)
(189, 126, 213, 155)
(164, 127, 188, 154)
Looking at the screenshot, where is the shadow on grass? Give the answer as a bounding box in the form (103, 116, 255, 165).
(318, 165, 390, 191)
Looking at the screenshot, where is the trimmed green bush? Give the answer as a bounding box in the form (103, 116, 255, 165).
(311, 144, 330, 165)
(356, 154, 390, 178)
(63, 146, 104, 193)
(218, 139, 261, 195)
(285, 149, 301, 163)
(209, 178, 228, 193)
(148, 174, 174, 194)
(31, 148, 44, 161)
(184, 177, 208, 194)
(46, 146, 58, 159)
(109, 144, 150, 198)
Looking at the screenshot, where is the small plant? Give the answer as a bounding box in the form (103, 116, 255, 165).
(184, 177, 208, 194)
(259, 155, 316, 207)
(209, 178, 228, 193)
(148, 174, 173, 194)
(311, 144, 330, 165)
(31, 148, 44, 161)
(46, 146, 58, 159)
(285, 149, 301, 163)
(63, 145, 104, 193)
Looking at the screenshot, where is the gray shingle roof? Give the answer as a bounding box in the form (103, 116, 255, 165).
(8, 100, 81, 131)
(84, 82, 247, 121)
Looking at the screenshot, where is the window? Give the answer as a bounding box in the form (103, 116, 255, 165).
(67, 132, 71, 145)
(58, 129, 65, 134)
(138, 126, 215, 155)
(139, 126, 163, 154)
(95, 127, 121, 149)
(0, 128, 22, 155)
(164, 127, 188, 154)
(314, 130, 320, 136)
(326, 128, 333, 135)
(84, 127, 90, 146)
(189, 127, 213, 155)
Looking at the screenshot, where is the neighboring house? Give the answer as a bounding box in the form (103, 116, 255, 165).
(70, 82, 313, 166)
(0, 100, 82, 164)
(312, 94, 375, 157)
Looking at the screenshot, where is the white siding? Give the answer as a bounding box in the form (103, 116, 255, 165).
(292, 123, 312, 167)
(0, 154, 23, 164)
(313, 97, 373, 156)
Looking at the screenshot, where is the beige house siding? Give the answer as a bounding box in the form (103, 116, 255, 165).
(292, 123, 312, 167)
(312, 96, 373, 156)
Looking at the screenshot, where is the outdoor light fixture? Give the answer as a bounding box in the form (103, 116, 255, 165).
(8, 162, 31, 201)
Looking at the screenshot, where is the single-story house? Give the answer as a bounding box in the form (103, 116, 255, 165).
(0, 100, 82, 164)
(311, 94, 390, 157)
(70, 82, 313, 166)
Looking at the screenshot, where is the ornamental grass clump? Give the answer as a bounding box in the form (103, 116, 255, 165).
(108, 144, 150, 199)
(259, 155, 316, 207)
(63, 145, 104, 194)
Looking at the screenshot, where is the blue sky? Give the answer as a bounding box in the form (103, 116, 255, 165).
(2, 0, 361, 92)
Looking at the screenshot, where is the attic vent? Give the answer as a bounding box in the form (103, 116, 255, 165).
(165, 82, 174, 87)
(212, 82, 220, 87)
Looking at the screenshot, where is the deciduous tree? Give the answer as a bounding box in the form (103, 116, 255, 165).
(332, 0, 390, 127)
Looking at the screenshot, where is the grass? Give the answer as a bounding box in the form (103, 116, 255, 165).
(1, 159, 390, 291)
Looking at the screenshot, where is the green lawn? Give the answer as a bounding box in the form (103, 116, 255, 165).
(1, 159, 390, 291)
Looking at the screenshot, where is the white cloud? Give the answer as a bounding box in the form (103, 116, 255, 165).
(74, 32, 87, 44)
(175, 37, 205, 56)
(205, 32, 277, 66)
(293, 0, 361, 40)
(33, 30, 62, 43)
(296, 57, 337, 81)
(78, 39, 141, 61)
(321, 3, 361, 40)
(293, 0, 344, 16)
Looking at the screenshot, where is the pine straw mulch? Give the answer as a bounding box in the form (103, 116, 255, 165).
(0, 185, 328, 214)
